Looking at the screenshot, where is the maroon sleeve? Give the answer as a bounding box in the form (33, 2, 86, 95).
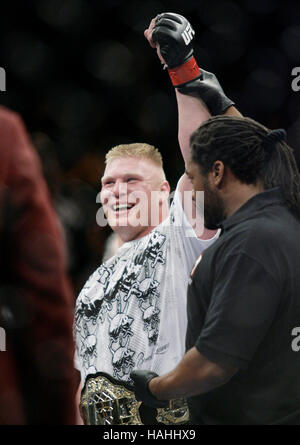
(0, 106, 78, 424)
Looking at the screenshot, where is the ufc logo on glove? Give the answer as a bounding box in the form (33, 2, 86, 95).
(181, 23, 195, 45)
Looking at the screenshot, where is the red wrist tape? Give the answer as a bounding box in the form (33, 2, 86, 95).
(168, 56, 201, 87)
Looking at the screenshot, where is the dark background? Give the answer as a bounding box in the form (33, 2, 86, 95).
(0, 0, 299, 292)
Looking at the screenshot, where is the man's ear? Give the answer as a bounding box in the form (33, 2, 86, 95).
(160, 180, 170, 194)
(212, 160, 225, 187)
(159, 181, 170, 204)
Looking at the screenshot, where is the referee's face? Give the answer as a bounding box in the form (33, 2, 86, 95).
(186, 159, 225, 230)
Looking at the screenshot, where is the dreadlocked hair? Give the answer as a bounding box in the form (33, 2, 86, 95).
(190, 115, 300, 219)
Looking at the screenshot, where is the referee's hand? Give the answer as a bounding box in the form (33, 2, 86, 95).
(130, 370, 169, 408)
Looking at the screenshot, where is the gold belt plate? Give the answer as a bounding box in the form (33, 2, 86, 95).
(80, 373, 189, 425)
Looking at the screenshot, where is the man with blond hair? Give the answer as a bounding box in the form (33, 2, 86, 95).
(74, 12, 240, 425)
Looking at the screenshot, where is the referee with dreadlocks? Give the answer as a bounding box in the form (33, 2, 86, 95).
(131, 115, 300, 425)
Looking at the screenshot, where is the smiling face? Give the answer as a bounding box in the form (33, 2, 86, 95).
(100, 156, 170, 242)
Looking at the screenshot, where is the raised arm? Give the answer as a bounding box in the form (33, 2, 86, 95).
(175, 90, 210, 162)
(145, 13, 241, 169)
(144, 13, 241, 237)
(176, 70, 242, 161)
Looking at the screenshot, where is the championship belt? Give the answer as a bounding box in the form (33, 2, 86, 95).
(80, 372, 189, 425)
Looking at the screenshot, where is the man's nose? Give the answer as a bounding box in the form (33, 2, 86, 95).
(112, 181, 128, 197)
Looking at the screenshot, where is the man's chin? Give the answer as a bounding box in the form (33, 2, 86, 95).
(109, 222, 150, 242)
(108, 216, 129, 228)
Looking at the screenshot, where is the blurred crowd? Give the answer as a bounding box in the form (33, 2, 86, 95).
(0, 0, 299, 293)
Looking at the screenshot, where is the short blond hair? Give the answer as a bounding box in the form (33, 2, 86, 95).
(105, 143, 163, 168)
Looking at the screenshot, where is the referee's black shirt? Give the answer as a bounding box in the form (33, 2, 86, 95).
(186, 187, 300, 425)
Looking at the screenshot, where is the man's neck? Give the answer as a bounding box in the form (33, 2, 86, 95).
(224, 182, 265, 219)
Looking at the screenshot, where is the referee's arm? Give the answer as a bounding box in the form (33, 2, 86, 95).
(149, 346, 238, 400)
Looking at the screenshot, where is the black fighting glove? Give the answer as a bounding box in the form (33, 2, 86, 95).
(152, 12, 200, 88)
(152, 12, 234, 115)
(130, 370, 169, 408)
(152, 12, 195, 69)
(178, 68, 235, 115)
